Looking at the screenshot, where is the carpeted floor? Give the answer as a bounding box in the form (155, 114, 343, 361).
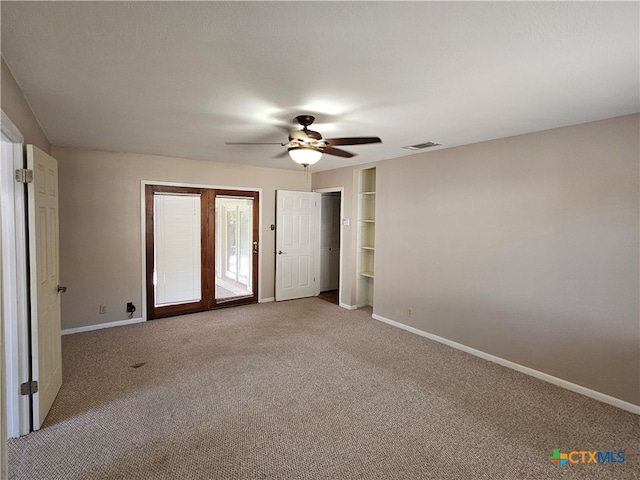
(8, 298, 639, 479)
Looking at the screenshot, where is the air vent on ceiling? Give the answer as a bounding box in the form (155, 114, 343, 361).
(402, 141, 441, 150)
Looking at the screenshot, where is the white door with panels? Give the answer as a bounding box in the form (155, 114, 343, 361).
(26, 145, 63, 429)
(275, 190, 320, 301)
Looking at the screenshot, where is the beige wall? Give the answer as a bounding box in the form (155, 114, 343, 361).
(53, 147, 310, 330)
(1, 57, 50, 153)
(315, 114, 639, 406)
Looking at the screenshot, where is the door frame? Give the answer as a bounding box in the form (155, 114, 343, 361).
(1, 111, 30, 438)
(140, 181, 263, 321)
(314, 187, 345, 309)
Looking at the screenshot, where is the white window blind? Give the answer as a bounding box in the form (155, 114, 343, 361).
(154, 194, 201, 306)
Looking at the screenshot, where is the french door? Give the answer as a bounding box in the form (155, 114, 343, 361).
(145, 185, 259, 319)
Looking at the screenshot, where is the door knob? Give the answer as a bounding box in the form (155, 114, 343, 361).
(57, 285, 67, 293)
(278, 250, 286, 255)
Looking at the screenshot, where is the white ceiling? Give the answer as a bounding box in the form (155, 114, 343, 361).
(1, 2, 638, 172)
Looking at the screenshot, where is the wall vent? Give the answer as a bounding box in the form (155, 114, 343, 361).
(402, 141, 441, 150)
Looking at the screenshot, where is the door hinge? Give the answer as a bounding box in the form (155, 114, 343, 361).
(15, 169, 34, 184)
(20, 381, 38, 395)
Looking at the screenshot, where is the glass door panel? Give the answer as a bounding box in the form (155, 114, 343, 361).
(215, 196, 254, 302)
(146, 185, 208, 319)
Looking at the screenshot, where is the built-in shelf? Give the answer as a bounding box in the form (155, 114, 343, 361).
(357, 167, 376, 308)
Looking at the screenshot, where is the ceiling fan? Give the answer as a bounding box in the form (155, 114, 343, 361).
(226, 115, 382, 167)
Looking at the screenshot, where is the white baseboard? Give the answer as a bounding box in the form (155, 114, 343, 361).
(260, 297, 275, 303)
(339, 302, 357, 310)
(372, 313, 640, 415)
(62, 317, 144, 336)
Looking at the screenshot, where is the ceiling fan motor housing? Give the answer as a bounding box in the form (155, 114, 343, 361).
(295, 115, 316, 127)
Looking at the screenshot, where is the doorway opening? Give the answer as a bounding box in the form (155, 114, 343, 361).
(317, 189, 343, 307)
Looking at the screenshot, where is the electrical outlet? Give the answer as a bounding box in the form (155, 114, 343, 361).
(99, 304, 107, 314)
(407, 307, 414, 317)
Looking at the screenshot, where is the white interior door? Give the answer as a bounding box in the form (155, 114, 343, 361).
(275, 190, 320, 301)
(27, 145, 62, 430)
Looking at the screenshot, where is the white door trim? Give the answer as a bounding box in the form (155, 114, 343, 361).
(140, 180, 263, 321)
(0, 199, 5, 477)
(0, 110, 30, 437)
(314, 187, 345, 309)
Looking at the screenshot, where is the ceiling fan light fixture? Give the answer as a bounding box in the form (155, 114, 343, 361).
(288, 146, 323, 166)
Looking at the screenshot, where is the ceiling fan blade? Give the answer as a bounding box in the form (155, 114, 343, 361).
(324, 137, 382, 146)
(323, 146, 355, 158)
(273, 150, 289, 159)
(225, 142, 284, 145)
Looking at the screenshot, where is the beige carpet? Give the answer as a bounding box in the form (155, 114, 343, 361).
(8, 298, 639, 479)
